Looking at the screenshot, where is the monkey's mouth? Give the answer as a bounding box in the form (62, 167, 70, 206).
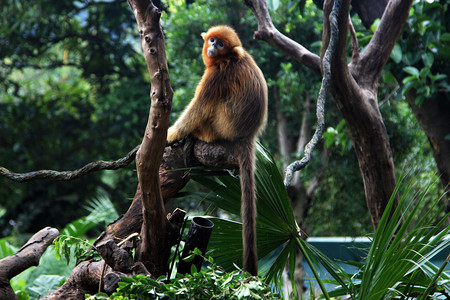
(207, 46, 217, 57)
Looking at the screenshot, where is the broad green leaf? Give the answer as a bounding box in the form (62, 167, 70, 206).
(403, 66, 420, 78)
(267, 0, 280, 11)
(421, 52, 434, 67)
(390, 43, 402, 63)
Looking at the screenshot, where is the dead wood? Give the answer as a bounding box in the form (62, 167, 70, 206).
(0, 227, 59, 300)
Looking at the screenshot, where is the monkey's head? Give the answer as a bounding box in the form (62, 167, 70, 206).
(201, 25, 245, 67)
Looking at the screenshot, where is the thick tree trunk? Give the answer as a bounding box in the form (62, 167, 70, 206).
(406, 90, 450, 210)
(321, 0, 413, 228)
(94, 139, 239, 247)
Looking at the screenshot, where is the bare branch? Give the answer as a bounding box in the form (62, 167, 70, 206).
(283, 0, 342, 187)
(244, 0, 321, 75)
(0, 145, 139, 182)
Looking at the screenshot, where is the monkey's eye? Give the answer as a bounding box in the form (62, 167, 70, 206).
(208, 37, 215, 45)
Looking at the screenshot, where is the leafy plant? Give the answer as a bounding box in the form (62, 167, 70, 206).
(389, 1, 450, 105)
(87, 252, 280, 300)
(60, 195, 119, 238)
(401, 62, 447, 105)
(53, 196, 118, 264)
(6, 197, 119, 299)
(53, 235, 98, 265)
(323, 119, 352, 154)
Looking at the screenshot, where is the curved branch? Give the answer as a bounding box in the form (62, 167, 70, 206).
(0, 145, 139, 182)
(244, 0, 321, 75)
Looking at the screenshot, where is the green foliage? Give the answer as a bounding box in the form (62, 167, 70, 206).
(386, 0, 450, 104)
(27, 275, 66, 299)
(53, 196, 118, 264)
(322, 119, 352, 154)
(194, 144, 298, 269)
(5, 197, 119, 299)
(87, 256, 280, 300)
(0, 0, 145, 235)
(401, 63, 447, 105)
(61, 195, 119, 237)
(0, 237, 18, 259)
(19, 247, 74, 299)
(192, 144, 450, 298)
(53, 235, 98, 265)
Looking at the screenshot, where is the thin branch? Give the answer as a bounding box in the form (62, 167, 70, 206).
(283, 0, 342, 187)
(0, 145, 139, 182)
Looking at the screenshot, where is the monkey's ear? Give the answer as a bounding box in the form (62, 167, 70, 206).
(201, 32, 207, 39)
(234, 46, 245, 59)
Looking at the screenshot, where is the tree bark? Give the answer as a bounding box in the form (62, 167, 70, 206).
(322, 0, 413, 228)
(94, 139, 239, 247)
(0, 227, 59, 300)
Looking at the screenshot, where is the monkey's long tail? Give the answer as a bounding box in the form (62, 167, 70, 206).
(237, 140, 258, 276)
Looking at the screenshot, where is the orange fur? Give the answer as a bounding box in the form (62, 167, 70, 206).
(167, 25, 267, 276)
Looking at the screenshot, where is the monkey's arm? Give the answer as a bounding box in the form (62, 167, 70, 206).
(167, 99, 206, 142)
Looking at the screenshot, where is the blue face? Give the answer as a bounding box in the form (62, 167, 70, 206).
(207, 37, 225, 57)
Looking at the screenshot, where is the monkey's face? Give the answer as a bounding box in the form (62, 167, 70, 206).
(201, 26, 243, 67)
(206, 37, 225, 58)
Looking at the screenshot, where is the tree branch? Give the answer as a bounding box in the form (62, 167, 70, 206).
(355, 0, 413, 88)
(0, 145, 139, 182)
(0, 227, 60, 299)
(349, 15, 360, 61)
(244, 0, 321, 75)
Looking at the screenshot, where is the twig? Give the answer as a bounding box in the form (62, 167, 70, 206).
(0, 145, 140, 182)
(283, 0, 341, 188)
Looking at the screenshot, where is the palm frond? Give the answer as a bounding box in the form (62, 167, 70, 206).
(357, 174, 450, 299)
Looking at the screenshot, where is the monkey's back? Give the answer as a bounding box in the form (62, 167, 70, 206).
(197, 52, 268, 142)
